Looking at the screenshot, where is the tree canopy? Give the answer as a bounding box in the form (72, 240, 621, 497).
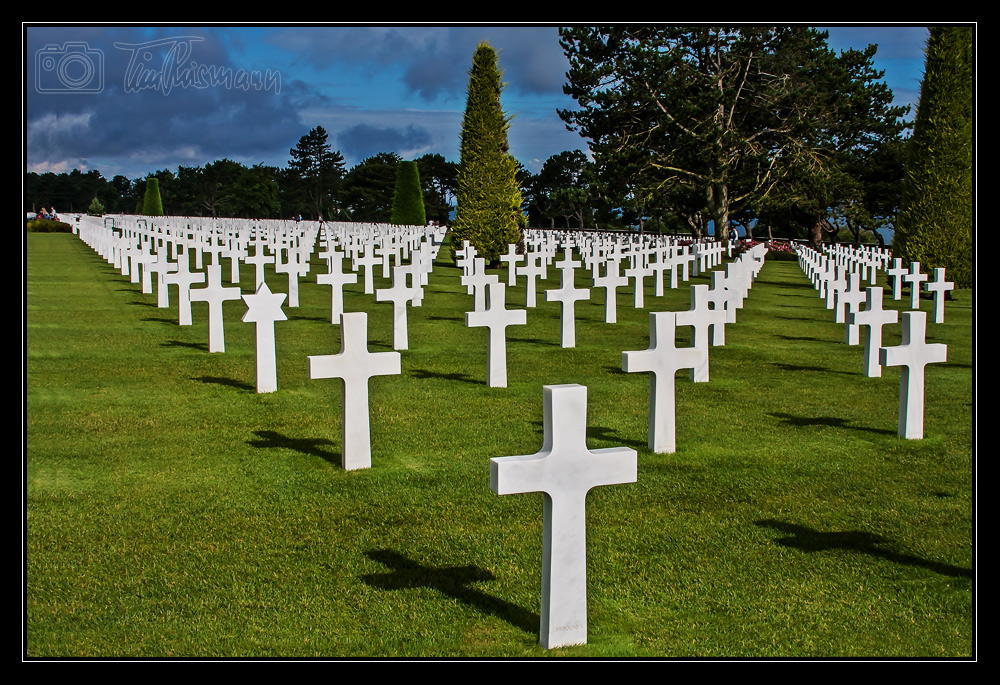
(893, 26, 974, 287)
(559, 26, 910, 245)
(287, 125, 346, 220)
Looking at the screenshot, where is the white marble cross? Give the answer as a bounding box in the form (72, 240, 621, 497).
(847, 286, 898, 378)
(189, 264, 242, 352)
(308, 312, 401, 470)
(275, 248, 308, 308)
(221, 239, 246, 285)
(500, 244, 523, 286)
(708, 270, 737, 327)
(490, 384, 637, 649)
(924, 268, 954, 323)
(674, 284, 726, 382)
(316, 253, 358, 323)
(164, 256, 205, 326)
(879, 311, 947, 439)
(545, 259, 590, 348)
(354, 248, 381, 295)
(837, 272, 868, 345)
(592, 258, 628, 324)
(133, 248, 156, 294)
(245, 241, 275, 291)
(242, 281, 287, 393)
(647, 249, 669, 297)
(461, 257, 498, 312)
(517, 254, 546, 308)
(146, 252, 177, 308)
(624, 260, 650, 308)
(623, 312, 707, 453)
(903, 262, 928, 310)
(375, 265, 415, 350)
(465, 281, 527, 387)
(886, 258, 908, 301)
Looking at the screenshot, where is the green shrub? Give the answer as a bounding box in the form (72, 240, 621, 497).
(87, 196, 105, 217)
(450, 42, 525, 265)
(27, 219, 73, 233)
(142, 177, 164, 216)
(894, 26, 973, 287)
(390, 160, 427, 226)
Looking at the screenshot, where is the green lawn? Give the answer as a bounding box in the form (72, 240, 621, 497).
(25, 231, 974, 658)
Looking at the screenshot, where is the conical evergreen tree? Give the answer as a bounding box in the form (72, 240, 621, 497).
(451, 42, 525, 265)
(142, 177, 164, 216)
(391, 160, 427, 226)
(894, 26, 974, 288)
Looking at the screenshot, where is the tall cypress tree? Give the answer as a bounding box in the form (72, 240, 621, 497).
(391, 160, 427, 226)
(894, 26, 974, 288)
(451, 42, 525, 265)
(142, 177, 164, 216)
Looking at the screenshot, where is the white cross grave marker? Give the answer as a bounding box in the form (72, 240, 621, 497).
(847, 286, 898, 378)
(903, 262, 928, 310)
(624, 260, 650, 309)
(545, 258, 590, 348)
(461, 257, 498, 312)
(500, 244, 523, 287)
(924, 268, 954, 324)
(675, 284, 726, 382)
(245, 241, 275, 291)
(355, 248, 381, 295)
(308, 312, 401, 470)
(886, 258, 908, 301)
(164, 255, 205, 326)
(623, 312, 707, 453)
(242, 281, 287, 393)
(190, 264, 242, 352)
(879, 311, 947, 439)
(317, 252, 358, 323)
(490, 384, 637, 649)
(375, 265, 415, 350)
(517, 254, 546, 308)
(838, 272, 868, 345)
(465, 281, 527, 387)
(146, 252, 177, 308)
(592, 258, 628, 324)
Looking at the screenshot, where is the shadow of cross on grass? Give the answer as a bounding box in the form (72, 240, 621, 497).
(248, 430, 339, 465)
(361, 549, 538, 636)
(755, 520, 972, 580)
(769, 412, 897, 437)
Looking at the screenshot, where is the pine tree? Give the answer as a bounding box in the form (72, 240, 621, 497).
(142, 177, 164, 216)
(391, 160, 427, 226)
(451, 42, 525, 265)
(894, 26, 974, 288)
(288, 126, 346, 220)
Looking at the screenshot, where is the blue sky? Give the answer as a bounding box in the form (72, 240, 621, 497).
(24, 24, 932, 181)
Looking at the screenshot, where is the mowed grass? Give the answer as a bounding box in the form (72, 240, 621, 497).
(25, 232, 974, 658)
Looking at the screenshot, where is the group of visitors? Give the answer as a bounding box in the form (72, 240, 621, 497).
(35, 207, 59, 221)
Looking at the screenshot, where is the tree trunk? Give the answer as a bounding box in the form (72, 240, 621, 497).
(707, 181, 730, 243)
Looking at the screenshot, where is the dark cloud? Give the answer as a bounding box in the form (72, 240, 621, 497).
(337, 123, 433, 163)
(270, 26, 568, 101)
(26, 26, 309, 178)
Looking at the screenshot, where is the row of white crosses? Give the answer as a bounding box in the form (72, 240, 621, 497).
(76, 219, 794, 651)
(795, 243, 951, 439)
(798, 244, 955, 325)
(79, 218, 437, 438)
(491, 242, 766, 648)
